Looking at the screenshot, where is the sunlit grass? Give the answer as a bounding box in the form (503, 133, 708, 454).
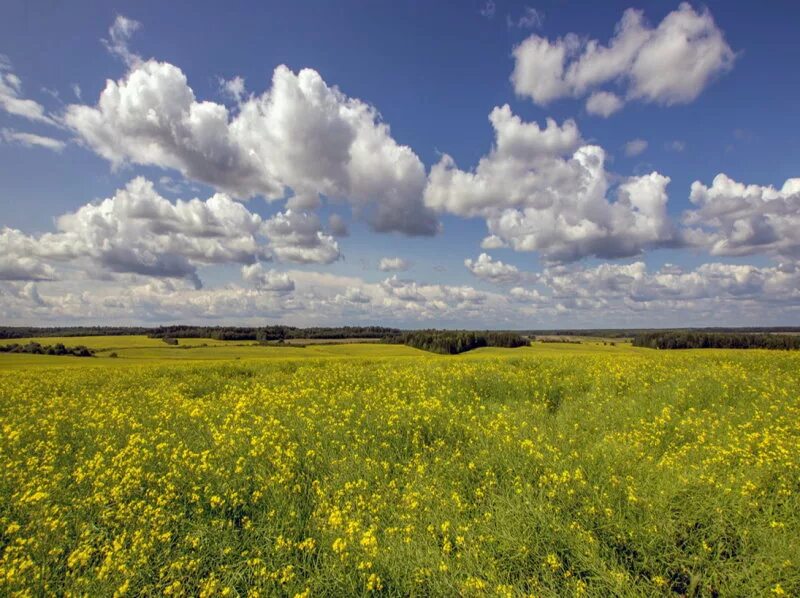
(0, 341, 797, 595)
(0, 335, 643, 370)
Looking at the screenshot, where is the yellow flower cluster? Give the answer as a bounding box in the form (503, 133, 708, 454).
(0, 349, 798, 595)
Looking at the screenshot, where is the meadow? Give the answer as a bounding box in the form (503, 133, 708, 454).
(0, 337, 798, 596)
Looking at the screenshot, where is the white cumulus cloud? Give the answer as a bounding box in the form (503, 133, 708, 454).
(481, 235, 507, 249)
(241, 263, 295, 293)
(65, 47, 438, 235)
(511, 3, 734, 113)
(378, 257, 410, 272)
(464, 253, 521, 284)
(262, 210, 341, 264)
(585, 91, 624, 117)
(0, 228, 57, 281)
(0, 177, 349, 289)
(425, 105, 676, 262)
(624, 139, 648, 157)
(684, 173, 800, 259)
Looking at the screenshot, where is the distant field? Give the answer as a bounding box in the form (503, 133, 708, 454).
(280, 337, 382, 345)
(0, 338, 797, 596)
(0, 336, 405, 368)
(0, 335, 639, 369)
(0, 334, 235, 350)
(0, 335, 380, 350)
(533, 334, 630, 344)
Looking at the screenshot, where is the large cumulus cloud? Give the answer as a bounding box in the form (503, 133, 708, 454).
(511, 3, 734, 115)
(262, 210, 340, 265)
(64, 60, 438, 235)
(684, 174, 800, 259)
(425, 105, 676, 262)
(464, 253, 522, 284)
(0, 177, 344, 288)
(0, 228, 57, 281)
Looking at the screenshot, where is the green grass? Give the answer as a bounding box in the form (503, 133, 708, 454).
(0, 338, 797, 596)
(0, 336, 420, 368)
(0, 335, 643, 370)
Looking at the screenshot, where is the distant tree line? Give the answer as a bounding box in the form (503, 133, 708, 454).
(0, 327, 151, 339)
(0, 325, 400, 341)
(632, 332, 800, 350)
(146, 325, 401, 341)
(383, 330, 529, 354)
(2, 325, 799, 345)
(524, 327, 800, 339)
(150, 326, 259, 341)
(0, 342, 94, 357)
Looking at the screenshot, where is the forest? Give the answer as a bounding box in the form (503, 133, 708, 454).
(0, 326, 151, 339)
(0, 326, 400, 341)
(149, 325, 401, 341)
(0, 342, 94, 357)
(632, 331, 800, 350)
(524, 326, 800, 339)
(384, 330, 529, 354)
(2, 326, 800, 349)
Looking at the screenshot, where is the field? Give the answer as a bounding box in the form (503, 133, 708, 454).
(0, 338, 798, 596)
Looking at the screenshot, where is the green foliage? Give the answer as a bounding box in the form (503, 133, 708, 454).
(0, 326, 151, 339)
(150, 325, 401, 342)
(524, 326, 800, 338)
(0, 325, 401, 341)
(0, 342, 94, 357)
(387, 330, 529, 354)
(633, 331, 800, 350)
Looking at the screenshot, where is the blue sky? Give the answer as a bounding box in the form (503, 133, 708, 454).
(1, 1, 799, 327)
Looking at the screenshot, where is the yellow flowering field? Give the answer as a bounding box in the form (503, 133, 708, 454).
(1, 347, 798, 596)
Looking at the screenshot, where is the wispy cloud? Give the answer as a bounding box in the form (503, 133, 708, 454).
(102, 15, 142, 66)
(2, 128, 66, 151)
(479, 0, 496, 19)
(507, 7, 543, 30)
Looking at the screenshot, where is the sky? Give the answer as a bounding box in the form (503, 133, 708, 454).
(1, 0, 799, 328)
